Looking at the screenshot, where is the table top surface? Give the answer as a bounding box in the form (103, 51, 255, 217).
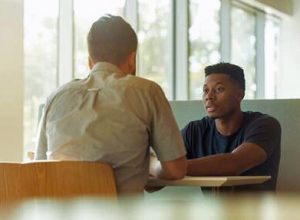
(147, 175, 271, 187)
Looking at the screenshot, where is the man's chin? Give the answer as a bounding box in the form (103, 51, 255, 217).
(207, 113, 218, 119)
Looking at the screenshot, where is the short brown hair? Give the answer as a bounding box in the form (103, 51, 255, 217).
(87, 14, 138, 65)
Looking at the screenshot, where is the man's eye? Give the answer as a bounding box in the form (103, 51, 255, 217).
(203, 89, 209, 94)
(215, 87, 225, 93)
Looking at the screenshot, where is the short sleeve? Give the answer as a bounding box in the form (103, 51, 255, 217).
(35, 106, 48, 160)
(244, 115, 281, 157)
(181, 122, 195, 159)
(148, 83, 186, 161)
(181, 119, 207, 159)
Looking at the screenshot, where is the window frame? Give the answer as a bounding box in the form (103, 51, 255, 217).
(58, 0, 74, 86)
(231, 1, 266, 99)
(24, 0, 282, 158)
(55, 0, 280, 98)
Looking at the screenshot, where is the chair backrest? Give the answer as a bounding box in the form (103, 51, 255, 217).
(0, 161, 117, 204)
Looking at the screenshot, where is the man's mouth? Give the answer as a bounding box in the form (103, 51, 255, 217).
(206, 105, 216, 113)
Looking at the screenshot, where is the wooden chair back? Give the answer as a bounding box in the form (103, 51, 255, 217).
(0, 161, 117, 204)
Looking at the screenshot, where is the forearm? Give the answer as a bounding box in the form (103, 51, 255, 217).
(187, 143, 268, 176)
(153, 164, 183, 180)
(150, 155, 187, 180)
(149, 157, 163, 178)
(187, 153, 241, 176)
(151, 163, 174, 180)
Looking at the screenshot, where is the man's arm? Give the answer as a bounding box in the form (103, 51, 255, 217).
(150, 154, 187, 180)
(34, 112, 48, 160)
(187, 143, 267, 176)
(148, 83, 187, 180)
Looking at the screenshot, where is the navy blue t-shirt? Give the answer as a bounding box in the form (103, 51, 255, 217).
(181, 111, 281, 191)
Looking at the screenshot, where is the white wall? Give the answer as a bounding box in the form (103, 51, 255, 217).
(0, 0, 23, 161)
(256, 0, 293, 15)
(278, 0, 300, 98)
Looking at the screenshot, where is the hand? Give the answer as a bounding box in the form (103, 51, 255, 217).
(144, 183, 165, 193)
(149, 152, 161, 178)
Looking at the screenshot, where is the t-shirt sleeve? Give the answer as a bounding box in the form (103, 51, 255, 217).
(181, 120, 207, 159)
(244, 115, 281, 157)
(148, 83, 186, 161)
(181, 122, 195, 159)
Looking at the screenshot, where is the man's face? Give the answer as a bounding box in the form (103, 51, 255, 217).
(202, 73, 244, 119)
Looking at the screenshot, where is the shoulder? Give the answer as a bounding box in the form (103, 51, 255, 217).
(120, 76, 167, 103)
(55, 78, 83, 94)
(244, 111, 281, 132)
(45, 79, 84, 109)
(182, 117, 213, 133)
(121, 75, 160, 90)
(242, 111, 281, 157)
(245, 111, 280, 125)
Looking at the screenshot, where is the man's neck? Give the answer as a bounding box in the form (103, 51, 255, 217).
(215, 111, 244, 136)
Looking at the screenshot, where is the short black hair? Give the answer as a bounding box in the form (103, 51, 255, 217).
(87, 14, 138, 65)
(204, 62, 245, 91)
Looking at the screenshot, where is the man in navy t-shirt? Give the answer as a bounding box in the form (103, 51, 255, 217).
(181, 62, 281, 191)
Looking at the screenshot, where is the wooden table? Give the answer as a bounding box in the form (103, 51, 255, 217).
(147, 176, 271, 187)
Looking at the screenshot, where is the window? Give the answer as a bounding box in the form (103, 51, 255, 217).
(74, 0, 125, 79)
(188, 0, 221, 99)
(137, 0, 173, 99)
(23, 0, 282, 158)
(231, 5, 257, 99)
(265, 16, 280, 98)
(24, 0, 58, 157)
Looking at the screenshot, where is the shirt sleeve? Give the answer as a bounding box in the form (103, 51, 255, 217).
(181, 120, 207, 159)
(181, 122, 195, 159)
(34, 105, 48, 160)
(148, 83, 186, 161)
(244, 115, 281, 157)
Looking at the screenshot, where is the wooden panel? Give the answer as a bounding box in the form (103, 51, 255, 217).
(0, 161, 117, 204)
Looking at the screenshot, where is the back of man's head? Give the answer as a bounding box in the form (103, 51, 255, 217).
(87, 14, 138, 66)
(204, 62, 245, 91)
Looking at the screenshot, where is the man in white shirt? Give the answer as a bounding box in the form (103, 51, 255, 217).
(35, 14, 186, 195)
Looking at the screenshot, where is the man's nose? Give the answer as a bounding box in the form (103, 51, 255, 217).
(204, 90, 215, 100)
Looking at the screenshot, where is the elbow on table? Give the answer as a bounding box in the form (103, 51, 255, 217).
(163, 157, 187, 180)
(168, 168, 186, 180)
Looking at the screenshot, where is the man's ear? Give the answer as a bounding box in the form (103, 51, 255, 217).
(236, 89, 245, 102)
(128, 51, 137, 75)
(88, 56, 94, 70)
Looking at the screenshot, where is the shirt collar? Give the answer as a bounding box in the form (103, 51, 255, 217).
(90, 62, 124, 76)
